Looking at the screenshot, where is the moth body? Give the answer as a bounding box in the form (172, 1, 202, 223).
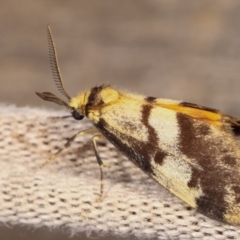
(36, 25, 240, 225)
(69, 85, 240, 225)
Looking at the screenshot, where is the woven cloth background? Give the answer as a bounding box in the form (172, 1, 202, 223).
(1, 104, 240, 239)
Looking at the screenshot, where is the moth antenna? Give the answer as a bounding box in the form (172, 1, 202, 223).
(35, 91, 72, 110)
(47, 25, 71, 101)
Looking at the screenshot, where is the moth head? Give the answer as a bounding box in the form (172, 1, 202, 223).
(36, 91, 84, 120)
(35, 25, 84, 121)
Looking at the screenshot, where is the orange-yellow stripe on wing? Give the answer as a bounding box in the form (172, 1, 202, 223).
(155, 102, 223, 127)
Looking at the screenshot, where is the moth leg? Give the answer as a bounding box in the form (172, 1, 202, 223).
(40, 127, 99, 169)
(48, 115, 72, 120)
(92, 134, 106, 201)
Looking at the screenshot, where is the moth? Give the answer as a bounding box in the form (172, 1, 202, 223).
(36, 26, 240, 225)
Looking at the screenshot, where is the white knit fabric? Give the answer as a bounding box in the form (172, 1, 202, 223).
(1, 105, 240, 239)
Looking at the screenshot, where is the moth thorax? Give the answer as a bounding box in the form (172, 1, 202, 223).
(69, 92, 88, 115)
(100, 87, 120, 104)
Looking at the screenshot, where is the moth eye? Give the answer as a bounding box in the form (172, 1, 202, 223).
(72, 110, 84, 120)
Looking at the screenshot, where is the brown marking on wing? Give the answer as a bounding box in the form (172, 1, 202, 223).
(142, 99, 167, 166)
(154, 150, 167, 165)
(141, 104, 158, 147)
(177, 112, 236, 223)
(145, 96, 157, 103)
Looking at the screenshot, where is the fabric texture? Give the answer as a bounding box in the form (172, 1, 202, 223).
(1, 105, 240, 239)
